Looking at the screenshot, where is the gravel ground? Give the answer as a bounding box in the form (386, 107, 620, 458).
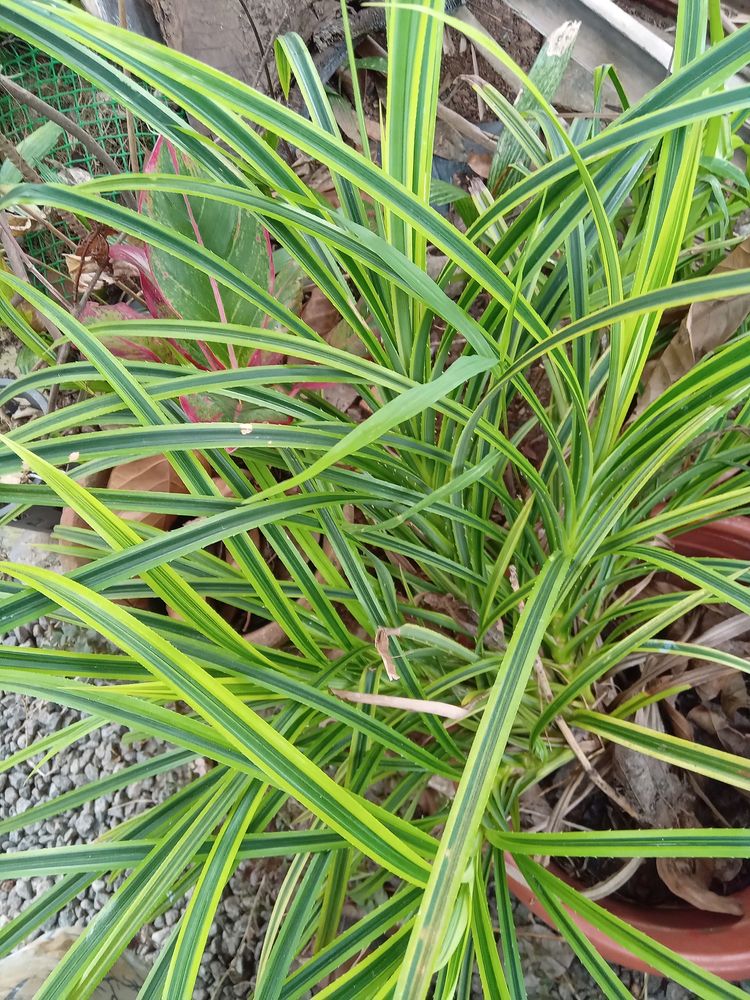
(0, 618, 746, 998)
(0, 619, 288, 999)
(514, 902, 690, 999)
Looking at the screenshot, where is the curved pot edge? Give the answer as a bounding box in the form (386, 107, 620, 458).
(505, 859, 750, 979)
(507, 516, 750, 981)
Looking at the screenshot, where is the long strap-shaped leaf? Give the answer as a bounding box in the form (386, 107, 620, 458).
(8, 0, 750, 279)
(0, 0, 552, 352)
(626, 545, 750, 617)
(395, 554, 570, 997)
(573, 708, 750, 792)
(35, 771, 246, 999)
(0, 271, 328, 663)
(0, 487, 362, 635)
(280, 886, 422, 1000)
(467, 27, 750, 239)
(491, 827, 750, 857)
(0, 563, 432, 885)
(5, 435, 455, 776)
(0, 434, 288, 660)
(1, 179, 495, 361)
(164, 781, 263, 999)
(255, 853, 330, 1000)
(0, 748, 193, 838)
(515, 856, 633, 1000)
(523, 859, 750, 1000)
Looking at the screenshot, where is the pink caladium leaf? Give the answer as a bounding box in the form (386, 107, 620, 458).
(179, 392, 292, 425)
(138, 137, 273, 369)
(80, 301, 142, 323)
(103, 138, 324, 420)
(108, 242, 219, 369)
(108, 243, 175, 320)
(81, 302, 195, 366)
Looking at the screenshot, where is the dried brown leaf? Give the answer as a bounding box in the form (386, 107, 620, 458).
(414, 591, 477, 631)
(243, 620, 287, 648)
(375, 626, 401, 681)
(656, 856, 744, 915)
(329, 99, 381, 149)
(612, 743, 676, 826)
(661, 700, 694, 741)
(714, 856, 744, 884)
(330, 686, 473, 720)
(688, 704, 750, 756)
(612, 707, 693, 827)
(57, 470, 111, 572)
(467, 153, 491, 178)
(639, 238, 750, 411)
(721, 672, 750, 722)
(5, 207, 48, 236)
(427, 775, 458, 799)
(696, 672, 732, 702)
(300, 288, 342, 338)
(322, 383, 360, 413)
(326, 319, 368, 359)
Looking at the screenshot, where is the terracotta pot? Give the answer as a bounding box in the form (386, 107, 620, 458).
(672, 516, 750, 561)
(58, 469, 112, 572)
(508, 517, 750, 979)
(505, 858, 750, 979)
(106, 455, 189, 530)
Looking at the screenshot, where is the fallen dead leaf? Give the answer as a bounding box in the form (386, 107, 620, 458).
(330, 687, 473, 720)
(427, 775, 458, 799)
(5, 206, 48, 237)
(375, 626, 401, 681)
(721, 671, 750, 722)
(638, 237, 750, 411)
(300, 288, 342, 338)
(63, 252, 137, 293)
(467, 153, 491, 178)
(661, 700, 694, 742)
(713, 856, 744, 884)
(612, 707, 691, 827)
(656, 856, 744, 916)
(57, 469, 111, 572)
(688, 703, 750, 757)
(243, 620, 288, 648)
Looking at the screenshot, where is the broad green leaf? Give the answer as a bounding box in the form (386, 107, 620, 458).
(140, 137, 270, 366)
(0, 121, 63, 183)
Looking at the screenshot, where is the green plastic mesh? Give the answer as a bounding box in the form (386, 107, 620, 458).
(0, 36, 155, 289)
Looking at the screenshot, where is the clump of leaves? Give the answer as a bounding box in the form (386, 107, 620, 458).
(0, 1, 750, 998)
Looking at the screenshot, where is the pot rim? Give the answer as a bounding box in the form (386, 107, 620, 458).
(508, 517, 750, 980)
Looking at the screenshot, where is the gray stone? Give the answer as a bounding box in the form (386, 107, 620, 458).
(150, 927, 171, 949)
(51, 774, 73, 794)
(74, 812, 95, 838)
(222, 928, 242, 955)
